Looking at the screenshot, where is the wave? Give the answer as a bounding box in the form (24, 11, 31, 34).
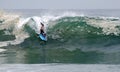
(0, 11, 120, 52)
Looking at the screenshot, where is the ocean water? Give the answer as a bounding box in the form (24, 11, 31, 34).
(0, 64, 120, 72)
(0, 9, 120, 64)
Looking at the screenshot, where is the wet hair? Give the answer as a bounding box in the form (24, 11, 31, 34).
(41, 23, 44, 26)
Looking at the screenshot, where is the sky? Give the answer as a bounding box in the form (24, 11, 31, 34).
(0, 0, 120, 9)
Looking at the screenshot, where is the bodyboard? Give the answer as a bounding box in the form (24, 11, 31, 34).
(39, 34, 47, 41)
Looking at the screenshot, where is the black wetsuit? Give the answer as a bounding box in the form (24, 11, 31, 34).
(40, 29, 44, 34)
(40, 29, 46, 37)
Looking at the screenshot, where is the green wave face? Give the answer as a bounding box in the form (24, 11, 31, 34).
(47, 16, 120, 47)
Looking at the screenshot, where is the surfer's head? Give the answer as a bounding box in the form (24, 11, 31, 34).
(41, 23, 44, 26)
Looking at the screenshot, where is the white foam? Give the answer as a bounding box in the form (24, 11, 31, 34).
(0, 49, 6, 52)
(0, 64, 119, 72)
(86, 17, 120, 36)
(0, 35, 29, 47)
(0, 42, 8, 47)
